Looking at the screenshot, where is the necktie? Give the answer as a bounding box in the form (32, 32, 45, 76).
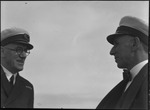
(8, 75, 14, 95)
(10, 75, 14, 85)
(123, 70, 131, 82)
(115, 70, 132, 108)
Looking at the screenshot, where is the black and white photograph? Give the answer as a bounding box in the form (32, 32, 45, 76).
(1, 1, 149, 109)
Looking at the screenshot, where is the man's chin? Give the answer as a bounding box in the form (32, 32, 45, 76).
(15, 63, 24, 71)
(117, 63, 125, 69)
(16, 67, 24, 72)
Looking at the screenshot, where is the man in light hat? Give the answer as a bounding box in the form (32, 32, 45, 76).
(96, 16, 148, 109)
(1, 27, 34, 108)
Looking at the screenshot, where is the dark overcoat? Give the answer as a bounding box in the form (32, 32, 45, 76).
(1, 67, 34, 108)
(96, 64, 148, 110)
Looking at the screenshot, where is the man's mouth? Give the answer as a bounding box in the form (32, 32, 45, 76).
(16, 60, 24, 64)
(114, 57, 119, 62)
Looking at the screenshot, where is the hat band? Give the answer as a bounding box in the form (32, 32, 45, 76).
(116, 26, 148, 45)
(116, 26, 147, 37)
(1, 34, 30, 46)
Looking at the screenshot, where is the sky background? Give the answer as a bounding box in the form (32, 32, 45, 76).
(1, 1, 149, 109)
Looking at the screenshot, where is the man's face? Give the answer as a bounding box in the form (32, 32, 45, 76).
(1, 43, 29, 73)
(110, 35, 133, 69)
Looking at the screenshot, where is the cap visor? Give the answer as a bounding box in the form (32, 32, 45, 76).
(13, 41, 33, 50)
(107, 33, 126, 45)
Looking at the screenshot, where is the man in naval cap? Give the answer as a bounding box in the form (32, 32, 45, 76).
(96, 16, 148, 109)
(1, 27, 34, 108)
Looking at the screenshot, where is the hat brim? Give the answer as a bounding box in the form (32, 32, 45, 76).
(107, 33, 126, 45)
(13, 41, 34, 50)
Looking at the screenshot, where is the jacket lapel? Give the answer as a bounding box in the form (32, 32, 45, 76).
(121, 64, 148, 108)
(96, 79, 127, 109)
(4, 74, 25, 106)
(1, 68, 12, 97)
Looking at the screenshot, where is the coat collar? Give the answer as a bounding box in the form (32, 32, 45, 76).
(1, 65, 18, 85)
(1, 66, 26, 106)
(130, 60, 148, 81)
(1, 67, 12, 97)
(4, 74, 25, 106)
(120, 64, 148, 108)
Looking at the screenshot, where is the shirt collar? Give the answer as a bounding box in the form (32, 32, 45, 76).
(130, 60, 148, 80)
(1, 65, 17, 82)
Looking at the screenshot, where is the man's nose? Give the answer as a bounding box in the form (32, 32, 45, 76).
(19, 51, 27, 58)
(110, 46, 115, 55)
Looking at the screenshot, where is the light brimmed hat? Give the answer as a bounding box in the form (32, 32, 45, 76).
(1, 27, 33, 49)
(107, 16, 148, 45)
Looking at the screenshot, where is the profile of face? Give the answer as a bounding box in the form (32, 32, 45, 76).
(110, 35, 134, 69)
(1, 43, 30, 73)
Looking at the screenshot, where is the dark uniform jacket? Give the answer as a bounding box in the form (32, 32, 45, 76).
(96, 64, 148, 110)
(1, 67, 34, 108)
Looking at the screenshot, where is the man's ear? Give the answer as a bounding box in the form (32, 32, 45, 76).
(131, 37, 141, 51)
